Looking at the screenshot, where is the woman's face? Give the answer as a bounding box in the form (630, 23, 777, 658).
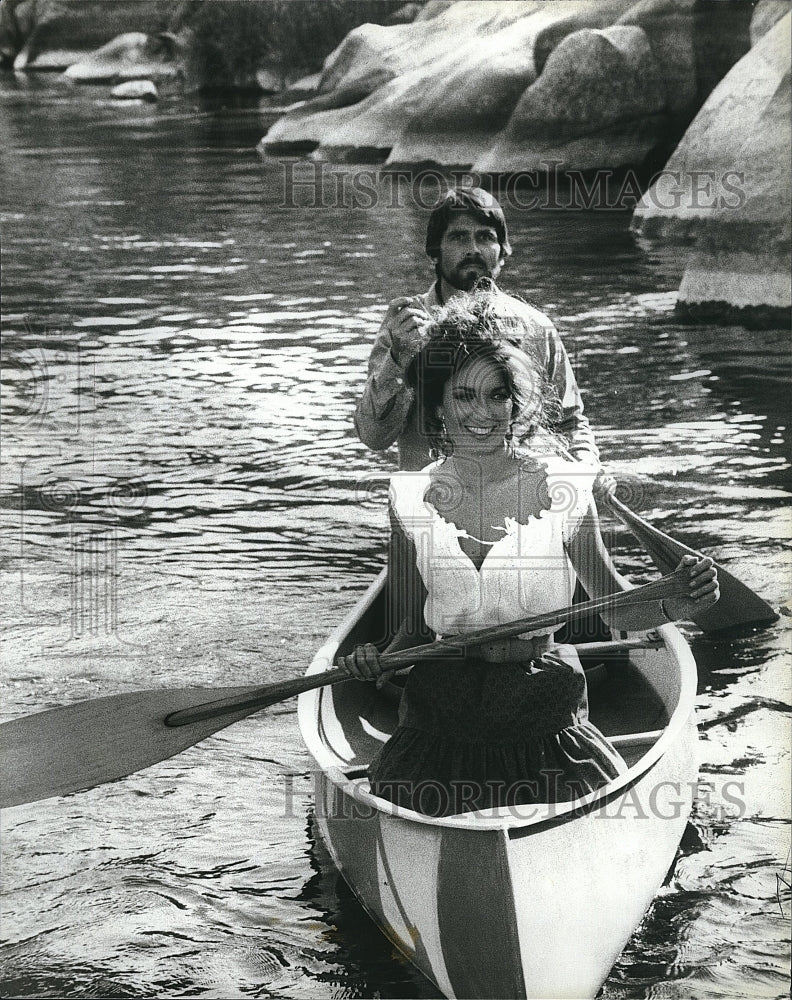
(440, 354, 514, 454)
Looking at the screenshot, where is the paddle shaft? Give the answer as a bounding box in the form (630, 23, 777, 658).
(165, 569, 687, 727)
(551, 441, 776, 633)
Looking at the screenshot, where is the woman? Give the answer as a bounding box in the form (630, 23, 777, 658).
(340, 292, 718, 818)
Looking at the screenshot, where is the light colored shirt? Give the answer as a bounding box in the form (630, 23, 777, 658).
(390, 456, 598, 635)
(354, 283, 598, 470)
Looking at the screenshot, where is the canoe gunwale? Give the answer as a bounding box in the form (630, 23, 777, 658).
(299, 572, 698, 834)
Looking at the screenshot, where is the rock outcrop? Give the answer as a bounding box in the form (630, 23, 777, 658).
(64, 31, 180, 83)
(261, 0, 753, 173)
(633, 10, 791, 317)
(616, 0, 697, 116)
(476, 25, 667, 173)
(389, 2, 644, 166)
(1, 0, 411, 92)
(111, 79, 159, 101)
(1, 0, 177, 70)
(750, 0, 791, 43)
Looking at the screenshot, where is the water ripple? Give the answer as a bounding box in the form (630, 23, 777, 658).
(1, 82, 789, 1000)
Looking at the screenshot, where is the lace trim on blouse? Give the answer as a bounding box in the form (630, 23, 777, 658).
(389, 456, 598, 636)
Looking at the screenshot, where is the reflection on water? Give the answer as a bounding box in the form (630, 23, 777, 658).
(1, 77, 789, 999)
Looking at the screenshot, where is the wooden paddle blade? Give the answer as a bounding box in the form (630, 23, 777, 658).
(0, 686, 264, 809)
(606, 495, 778, 633)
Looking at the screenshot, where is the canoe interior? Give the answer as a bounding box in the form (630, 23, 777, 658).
(302, 573, 697, 999)
(323, 575, 671, 775)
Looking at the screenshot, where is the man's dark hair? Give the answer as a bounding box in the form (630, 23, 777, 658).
(425, 187, 512, 262)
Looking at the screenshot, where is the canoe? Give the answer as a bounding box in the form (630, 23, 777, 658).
(298, 569, 699, 999)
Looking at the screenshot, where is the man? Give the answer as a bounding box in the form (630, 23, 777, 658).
(354, 187, 599, 471)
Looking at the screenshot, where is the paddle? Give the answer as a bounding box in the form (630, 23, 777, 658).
(552, 443, 777, 634)
(0, 570, 687, 809)
(602, 492, 778, 633)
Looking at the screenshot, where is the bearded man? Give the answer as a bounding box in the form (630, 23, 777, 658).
(354, 187, 598, 471)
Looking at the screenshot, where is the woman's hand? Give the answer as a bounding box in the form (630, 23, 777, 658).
(592, 468, 618, 501)
(663, 554, 719, 621)
(338, 643, 395, 688)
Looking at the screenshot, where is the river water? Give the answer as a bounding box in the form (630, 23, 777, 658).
(1, 77, 790, 999)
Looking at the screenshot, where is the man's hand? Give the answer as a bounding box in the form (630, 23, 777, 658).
(386, 296, 432, 368)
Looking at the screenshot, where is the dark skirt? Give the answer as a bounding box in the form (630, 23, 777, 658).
(368, 648, 626, 818)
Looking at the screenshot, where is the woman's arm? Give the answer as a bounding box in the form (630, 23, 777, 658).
(566, 499, 718, 630)
(340, 508, 435, 683)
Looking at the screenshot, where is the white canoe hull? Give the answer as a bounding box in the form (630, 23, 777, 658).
(299, 570, 699, 998)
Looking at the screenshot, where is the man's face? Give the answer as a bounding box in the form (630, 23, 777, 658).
(437, 212, 504, 291)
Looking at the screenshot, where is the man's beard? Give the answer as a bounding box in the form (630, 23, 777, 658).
(443, 255, 494, 291)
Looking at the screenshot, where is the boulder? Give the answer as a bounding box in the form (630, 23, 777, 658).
(692, 0, 754, 107)
(261, 0, 711, 168)
(111, 79, 158, 101)
(312, 66, 438, 160)
(315, 1, 541, 110)
(617, 0, 696, 116)
(387, 0, 638, 165)
(633, 13, 791, 315)
(256, 67, 284, 93)
(262, 0, 641, 160)
(293, 17, 544, 164)
(633, 13, 791, 238)
(63, 31, 180, 82)
(261, 2, 533, 152)
(677, 237, 791, 315)
(286, 71, 322, 96)
(415, 1, 456, 19)
(750, 0, 791, 44)
(476, 26, 667, 173)
(383, 3, 424, 26)
(6, 0, 176, 71)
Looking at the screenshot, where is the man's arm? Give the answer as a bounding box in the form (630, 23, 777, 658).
(353, 319, 414, 452)
(354, 297, 431, 453)
(538, 321, 600, 464)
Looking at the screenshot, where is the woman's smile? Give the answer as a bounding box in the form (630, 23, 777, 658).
(442, 355, 514, 451)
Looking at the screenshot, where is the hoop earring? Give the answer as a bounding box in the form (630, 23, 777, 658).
(505, 422, 517, 456)
(442, 415, 455, 453)
(430, 415, 452, 459)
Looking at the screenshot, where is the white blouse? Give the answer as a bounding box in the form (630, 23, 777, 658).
(390, 456, 598, 637)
